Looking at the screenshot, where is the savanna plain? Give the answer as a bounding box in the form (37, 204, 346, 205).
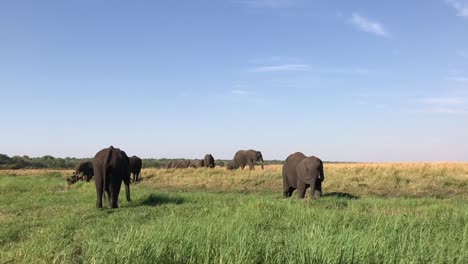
(1, 163, 468, 264)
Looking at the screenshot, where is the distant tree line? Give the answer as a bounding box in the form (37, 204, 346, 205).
(0, 154, 84, 170)
(0, 154, 285, 170)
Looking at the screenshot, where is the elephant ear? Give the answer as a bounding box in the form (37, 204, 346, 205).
(296, 160, 316, 185)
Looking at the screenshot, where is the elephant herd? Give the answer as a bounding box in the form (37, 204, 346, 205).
(166, 154, 215, 169)
(67, 146, 324, 209)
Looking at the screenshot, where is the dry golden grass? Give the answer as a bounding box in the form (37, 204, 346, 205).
(3, 162, 468, 198)
(324, 162, 468, 197)
(140, 162, 468, 198)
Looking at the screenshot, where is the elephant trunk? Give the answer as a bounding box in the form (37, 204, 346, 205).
(260, 157, 264, 170)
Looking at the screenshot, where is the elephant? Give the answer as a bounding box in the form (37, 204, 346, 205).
(129, 156, 142, 182)
(171, 160, 190, 169)
(282, 152, 324, 199)
(75, 146, 131, 208)
(225, 161, 237, 170)
(67, 161, 93, 185)
(189, 159, 205, 168)
(204, 154, 215, 168)
(231, 149, 264, 170)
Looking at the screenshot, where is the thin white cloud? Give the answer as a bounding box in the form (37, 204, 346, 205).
(359, 92, 388, 98)
(448, 76, 468, 82)
(349, 13, 389, 37)
(430, 107, 460, 113)
(250, 63, 369, 74)
(249, 56, 301, 64)
(317, 67, 369, 75)
(250, 64, 310, 72)
(420, 97, 465, 105)
(231, 89, 250, 95)
(235, 0, 294, 8)
(418, 96, 468, 114)
(446, 0, 468, 17)
(420, 107, 468, 114)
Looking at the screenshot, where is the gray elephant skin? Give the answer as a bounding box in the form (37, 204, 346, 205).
(167, 160, 190, 169)
(225, 161, 237, 170)
(129, 156, 142, 182)
(282, 152, 324, 199)
(167, 158, 210, 169)
(67, 161, 93, 184)
(228, 149, 264, 170)
(75, 146, 132, 208)
(189, 159, 205, 168)
(204, 154, 215, 168)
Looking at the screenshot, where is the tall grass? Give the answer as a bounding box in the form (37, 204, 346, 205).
(141, 163, 468, 198)
(1, 166, 468, 263)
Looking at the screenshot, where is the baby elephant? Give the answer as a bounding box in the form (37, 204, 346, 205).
(282, 152, 324, 199)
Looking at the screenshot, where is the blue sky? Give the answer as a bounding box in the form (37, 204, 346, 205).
(1, 0, 467, 162)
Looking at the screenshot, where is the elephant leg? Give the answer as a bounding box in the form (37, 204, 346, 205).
(125, 183, 131, 202)
(109, 185, 118, 209)
(282, 177, 289, 198)
(283, 177, 294, 198)
(288, 187, 294, 197)
(113, 178, 123, 208)
(95, 178, 104, 208)
(283, 187, 294, 198)
(248, 160, 254, 170)
(297, 181, 307, 199)
(105, 187, 112, 208)
(313, 178, 322, 198)
(122, 171, 132, 202)
(309, 179, 318, 199)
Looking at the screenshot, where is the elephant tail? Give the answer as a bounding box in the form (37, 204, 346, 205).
(318, 160, 325, 182)
(103, 147, 114, 191)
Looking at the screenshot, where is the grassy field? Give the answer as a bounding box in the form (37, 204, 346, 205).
(1, 163, 468, 263)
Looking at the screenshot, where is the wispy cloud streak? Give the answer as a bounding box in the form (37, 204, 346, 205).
(231, 89, 250, 95)
(420, 97, 465, 105)
(249, 64, 369, 74)
(250, 64, 310, 72)
(446, 0, 468, 17)
(448, 76, 468, 82)
(349, 13, 389, 37)
(418, 96, 467, 114)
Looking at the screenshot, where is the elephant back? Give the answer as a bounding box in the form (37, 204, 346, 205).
(129, 156, 142, 173)
(282, 152, 307, 178)
(296, 156, 321, 184)
(204, 154, 215, 168)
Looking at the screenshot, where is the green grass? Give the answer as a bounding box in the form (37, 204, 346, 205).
(1, 172, 468, 263)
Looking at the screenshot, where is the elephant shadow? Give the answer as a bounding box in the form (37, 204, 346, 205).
(136, 194, 185, 207)
(323, 192, 359, 200)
